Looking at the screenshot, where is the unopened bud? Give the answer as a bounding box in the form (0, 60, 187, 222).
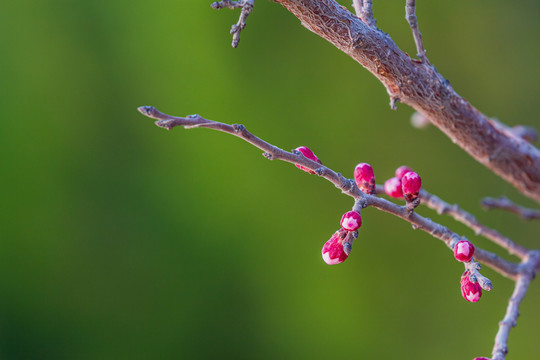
(454, 240, 475, 262)
(402, 171, 422, 202)
(384, 177, 404, 199)
(354, 163, 376, 194)
(340, 211, 362, 231)
(322, 229, 349, 265)
(294, 146, 322, 174)
(395, 165, 413, 179)
(460, 271, 482, 302)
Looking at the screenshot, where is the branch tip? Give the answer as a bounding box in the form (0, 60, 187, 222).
(482, 196, 540, 221)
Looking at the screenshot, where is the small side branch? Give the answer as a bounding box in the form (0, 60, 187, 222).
(482, 196, 540, 221)
(405, 0, 429, 63)
(360, 1, 376, 27)
(352, 0, 363, 18)
(211, 0, 255, 48)
(420, 190, 529, 258)
(491, 251, 540, 360)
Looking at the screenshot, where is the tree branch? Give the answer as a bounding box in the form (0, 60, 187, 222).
(491, 250, 540, 360)
(482, 196, 540, 221)
(419, 190, 530, 258)
(212, 0, 255, 48)
(138, 106, 540, 359)
(271, 0, 540, 203)
(137, 106, 520, 280)
(405, 0, 429, 63)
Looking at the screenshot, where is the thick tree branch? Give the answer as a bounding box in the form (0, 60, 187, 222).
(271, 0, 540, 203)
(137, 106, 520, 280)
(482, 196, 540, 221)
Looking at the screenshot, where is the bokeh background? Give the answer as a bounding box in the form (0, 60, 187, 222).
(1, 0, 539, 359)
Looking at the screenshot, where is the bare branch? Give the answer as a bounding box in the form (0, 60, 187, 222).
(405, 0, 429, 64)
(492, 251, 540, 360)
(271, 0, 540, 203)
(482, 196, 540, 221)
(351, 0, 363, 17)
(420, 190, 530, 258)
(360, 0, 376, 27)
(137, 105, 519, 280)
(211, 0, 254, 48)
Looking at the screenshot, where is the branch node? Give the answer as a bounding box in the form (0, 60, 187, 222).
(262, 152, 273, 160)
(511, 125, 538, 143)
(315, 167, 326, 176)
(232, 123, 246, 134)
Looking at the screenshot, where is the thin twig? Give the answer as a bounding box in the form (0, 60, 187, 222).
(420, 190, 529, 258)
(352, 0, 363, 18)
(405, 0, 429, 64)
(492, 251, 540, 360)
(482, 196, 540, 221)
(137, 106, 519, 280)
(211, 0, 255, 48)
(360, 0, 376, 27)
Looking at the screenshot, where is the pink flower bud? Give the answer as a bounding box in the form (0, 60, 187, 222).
(473, 357, 491, 360)
(354, 163, 375, 195)
(395, 165, 413, 179)
(322, 229, 349, 265)
(454, 240, 475, 262)
(460, 271, 482, 302)
(294, 146, 322, 174)
(402, 171, 422, 201)
(384, 177, 403, 199)
(340, 211, 362, 231)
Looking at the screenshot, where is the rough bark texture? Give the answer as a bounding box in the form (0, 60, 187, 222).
(273, 0, 540, 203)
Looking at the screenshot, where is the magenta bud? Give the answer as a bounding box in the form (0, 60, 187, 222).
(473, 358, 491, 360)
(402, 171, 422, 201)
(321, 229, 349, 265)
(460, 271, 482, 302)
(294, 146, 322, 174)
(354, 163, 375, 195)
(384, 177, 404, 199)
(340, 211, 362, 231)
(454, 240, 475, 262)
(395, 165, 413, 179)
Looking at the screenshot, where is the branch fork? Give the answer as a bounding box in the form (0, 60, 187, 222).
(211, 0, 255, 48)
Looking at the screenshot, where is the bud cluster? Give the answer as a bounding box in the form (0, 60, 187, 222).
(307, 157, 489, 305)
(384, 165, 422, 202)
(322, 210, 362, 265)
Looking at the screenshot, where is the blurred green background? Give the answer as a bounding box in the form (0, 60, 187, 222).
(1, 0, 539, 359)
